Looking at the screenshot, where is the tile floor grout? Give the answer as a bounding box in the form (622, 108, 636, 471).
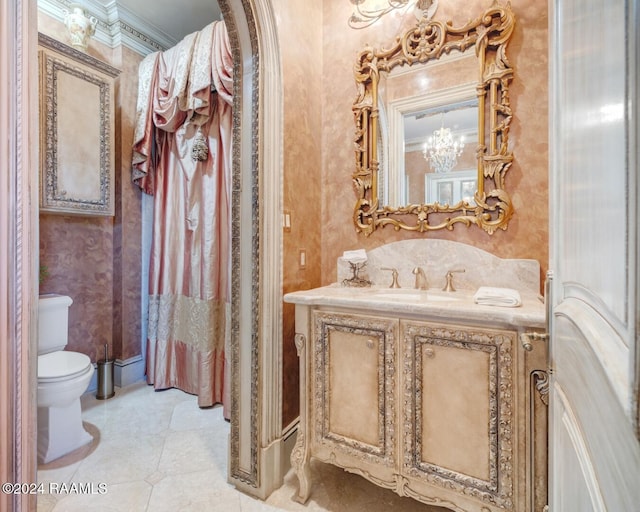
(36, 380, 445, 512)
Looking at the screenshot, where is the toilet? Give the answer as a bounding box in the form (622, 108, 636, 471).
(37, 294, 94, 464)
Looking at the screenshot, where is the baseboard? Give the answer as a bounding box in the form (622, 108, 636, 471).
(113, 355, 145, 388)
(229, 423, 299, 500)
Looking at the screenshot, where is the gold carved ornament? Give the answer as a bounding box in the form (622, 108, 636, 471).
(352, 1, 515, 235)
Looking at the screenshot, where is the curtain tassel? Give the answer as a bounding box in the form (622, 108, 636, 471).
(191, 127, 209, 162)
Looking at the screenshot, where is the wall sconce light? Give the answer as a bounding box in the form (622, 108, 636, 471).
(348, 0, 438, 29)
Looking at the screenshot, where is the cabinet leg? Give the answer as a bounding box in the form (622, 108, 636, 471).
(290, 430, 311, 503)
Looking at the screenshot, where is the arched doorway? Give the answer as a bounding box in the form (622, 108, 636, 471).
(219, 0, 287, 498)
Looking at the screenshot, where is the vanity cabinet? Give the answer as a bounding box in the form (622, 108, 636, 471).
(288, 294, 548, 512)
(400, 320, 518, 511)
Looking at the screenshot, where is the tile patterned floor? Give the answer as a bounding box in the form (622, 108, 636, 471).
(37, 381, 447, 512)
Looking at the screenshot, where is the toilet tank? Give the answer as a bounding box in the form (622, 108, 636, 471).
(38, 294, 73, 354)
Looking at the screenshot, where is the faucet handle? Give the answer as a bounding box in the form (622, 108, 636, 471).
(442, 268, 465, 292)
(412, 267, 427, 290)
(381, 267, 401, 288)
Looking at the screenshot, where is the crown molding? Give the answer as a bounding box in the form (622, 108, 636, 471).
(37, 0, 178, 55)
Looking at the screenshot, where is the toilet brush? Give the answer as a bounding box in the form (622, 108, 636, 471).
(97, 342, 115, 399)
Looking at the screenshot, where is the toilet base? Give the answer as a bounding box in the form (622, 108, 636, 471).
(37, 398, 93, 464)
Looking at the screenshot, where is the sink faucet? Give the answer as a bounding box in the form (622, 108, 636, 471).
(412, 267, 427, 290)
(381, 267, 401, 288)
(442, 269, 465, 292)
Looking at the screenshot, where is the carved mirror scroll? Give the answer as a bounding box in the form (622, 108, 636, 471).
(353, 2, 515, 235)
(38, 33, 119, 216)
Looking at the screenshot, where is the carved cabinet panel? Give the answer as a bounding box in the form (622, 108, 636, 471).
(400, 321, 516, 510)
(312, 311, 397, 470)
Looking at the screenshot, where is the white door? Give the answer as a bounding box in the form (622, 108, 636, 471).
(549, 0, 640, 510)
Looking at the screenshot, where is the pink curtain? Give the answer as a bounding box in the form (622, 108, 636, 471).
(132, 21, 233, 410)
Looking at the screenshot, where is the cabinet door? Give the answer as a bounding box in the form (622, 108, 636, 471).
(401, 321, 516, 511)
(312, 311, 397, 467)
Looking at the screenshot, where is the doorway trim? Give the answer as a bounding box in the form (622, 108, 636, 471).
(0, 0, 38, 511)
(215, 0, 286, 498)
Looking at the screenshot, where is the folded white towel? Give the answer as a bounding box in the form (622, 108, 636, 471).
(473, 286, 522, 307)
(342, 249, 367, 264)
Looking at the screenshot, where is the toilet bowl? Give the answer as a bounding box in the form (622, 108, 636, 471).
(38, 351, 94, 407)
(37, 295, 94, 464)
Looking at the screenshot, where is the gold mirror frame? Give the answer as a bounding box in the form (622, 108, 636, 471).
(353, 1, 515, 235)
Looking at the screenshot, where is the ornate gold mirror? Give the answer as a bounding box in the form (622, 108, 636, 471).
(353, 1, 515, 235)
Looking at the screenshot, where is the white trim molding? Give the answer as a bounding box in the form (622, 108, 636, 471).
(114, 355, 145, 388)
(37, 0, 174, 54)
(222, 0, 287, 500)
(254, 0, 285, 499)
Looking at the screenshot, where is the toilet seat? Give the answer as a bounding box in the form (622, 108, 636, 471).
(38, 351, 92, 382)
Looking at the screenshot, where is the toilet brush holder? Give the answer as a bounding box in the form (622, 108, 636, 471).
(96, 344, 115, 400)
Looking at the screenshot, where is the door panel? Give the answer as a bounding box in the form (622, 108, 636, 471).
(419, 341, 491, 481)
(401, 321, 516, 509)
(552, 387, 602, 512)
(313, 311, 397, 465)
(549, 0, 640, 509)
(328, 329, 381, 447)
(552, 307, 639, 510)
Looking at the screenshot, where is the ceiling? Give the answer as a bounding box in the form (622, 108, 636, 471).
(94, 0, 221, 42)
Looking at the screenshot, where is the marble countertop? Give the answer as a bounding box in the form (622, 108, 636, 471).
(284, 284, 546, 329)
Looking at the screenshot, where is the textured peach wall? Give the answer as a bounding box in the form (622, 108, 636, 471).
(39, 215, 114, 362)
(38, 14, 143, 363)
(113, 46, 144, 361)
(320, 0, 549, 288)
(272, 0, 324, 428)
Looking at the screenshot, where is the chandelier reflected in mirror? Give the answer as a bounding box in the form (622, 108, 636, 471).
(348, 0, 438, 29)
(422, 120, 465, 174)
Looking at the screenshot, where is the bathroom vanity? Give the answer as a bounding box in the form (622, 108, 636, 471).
(285, 2, 549, 508)
(284, 241, 549, 512)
